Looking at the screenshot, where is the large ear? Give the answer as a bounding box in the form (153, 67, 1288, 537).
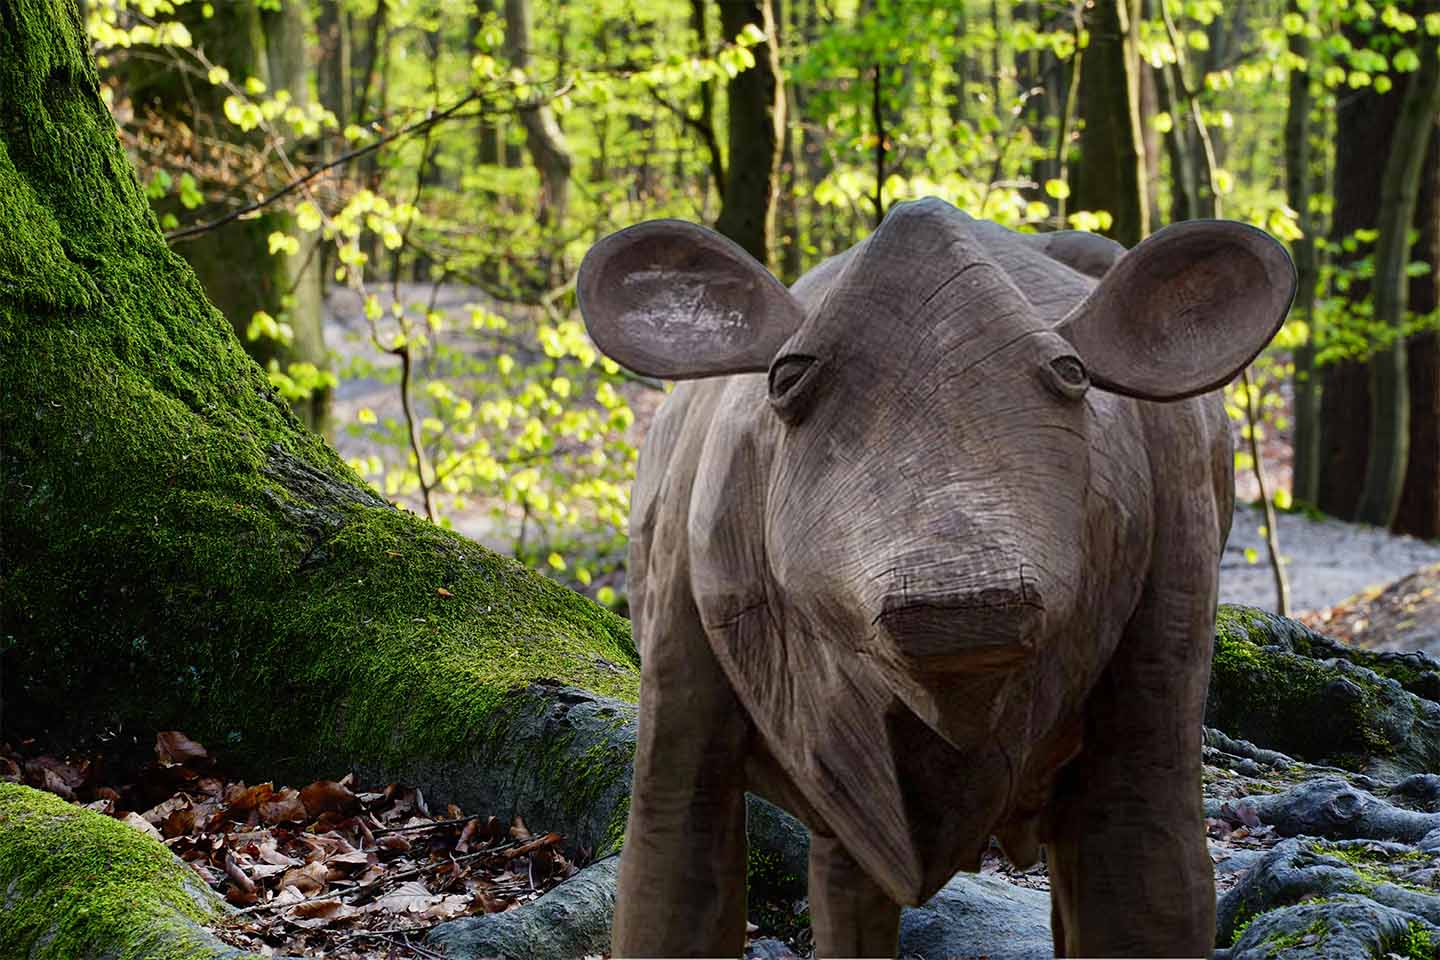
(1055, 220, 1296, 401)
(576, 219, 804, 379)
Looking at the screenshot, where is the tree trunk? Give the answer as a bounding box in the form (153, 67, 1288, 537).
(1138, 48, 1161, 228)
(129, 0, 331, 433)
(775, 0, 801, 283)
(1285, 0, 1319, 507)
(1318, 46, 1395, 518)
(1070, 0, 1148, 246)
(1152, 39, 1197, 222)
(473, 1, 503, 168)
(316, 0, 351, 130)
(0, 0, 641, 843)
(714, 0, 785, 266)
(504, 0, 573, 242)
(261, 0, 330, 434)
(1393, 124, 1440, 539)
(1353, 26, 1440, 527)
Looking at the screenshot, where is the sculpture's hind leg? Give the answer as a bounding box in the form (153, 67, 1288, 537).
(808, 830, 901, 959)
(1045, 580, 1218, 958)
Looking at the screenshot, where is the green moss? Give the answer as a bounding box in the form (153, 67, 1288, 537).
(1229, 902, 1259, 947)
(598, 793, 630, 856)
(1209, 606, 1398, 765)
(1304, 841, 1435, 895)
(0, 1, 638, 789)
(1262, 917, 1329, 957)
(746, 847, 807, 942)
(1405, 921, 1435, 960)
(0, 783, 226, 960)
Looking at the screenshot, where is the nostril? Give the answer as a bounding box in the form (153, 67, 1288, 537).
(875, 593, 1044, 672)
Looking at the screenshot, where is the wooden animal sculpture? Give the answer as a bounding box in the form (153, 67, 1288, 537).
(576, 198, 1295, 959)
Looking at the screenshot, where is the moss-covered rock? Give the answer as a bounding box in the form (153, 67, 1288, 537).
(1224, 896, 1437, 960)
(0, 0, 638, 845)
(1208, 606, 1440, 780)
(0, 783, 252, 960)
(1216, 836, 1440, 950)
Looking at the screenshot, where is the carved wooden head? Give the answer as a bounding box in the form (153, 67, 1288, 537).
(579, 195, 1294, 714)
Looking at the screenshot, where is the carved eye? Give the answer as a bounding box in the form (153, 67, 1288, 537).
(1043, 355, 1089, 400)
(768, 354, 821, 423)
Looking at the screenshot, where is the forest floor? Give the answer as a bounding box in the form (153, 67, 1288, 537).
(323, 283, 1440, 638)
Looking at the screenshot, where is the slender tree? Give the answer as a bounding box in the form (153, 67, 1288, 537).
(1285, 0, 1320, 507)
(714, 0, 786, 265)
(504, 0, 573, 238)
(1393, 126, 1440, 540)
(1070, 0, 1147, 246)
(1354, 25, 1440, 527)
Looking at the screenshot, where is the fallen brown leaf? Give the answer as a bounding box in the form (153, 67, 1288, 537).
(278, 861, 329, 895)
(373, 880, 442, 913)
(120, 811, 162, 840)
(224, 850, 257, 895)
(156, 731, 210, 767)
(258, 787, 307, 825)
(301, 779, 361, 819)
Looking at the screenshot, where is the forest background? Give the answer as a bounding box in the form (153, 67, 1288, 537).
(85, 0, 1440, 615)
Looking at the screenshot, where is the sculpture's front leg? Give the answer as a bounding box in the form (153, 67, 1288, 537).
(808, 830, 901, 958)
(612, 574, 751, 957)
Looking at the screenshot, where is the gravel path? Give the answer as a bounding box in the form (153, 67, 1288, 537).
(1221, 503, 1440, 613)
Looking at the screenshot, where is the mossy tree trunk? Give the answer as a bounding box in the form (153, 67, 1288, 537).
(128, 0, 331, 434)
(1, 0, 637, 798)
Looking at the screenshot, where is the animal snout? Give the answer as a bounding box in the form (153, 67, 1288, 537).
(874, 587, 1043, 672)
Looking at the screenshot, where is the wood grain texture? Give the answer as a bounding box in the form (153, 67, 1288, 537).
(579, 197, 1294, 958)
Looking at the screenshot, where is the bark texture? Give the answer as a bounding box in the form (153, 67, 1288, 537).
(714, 0, 785, 265)
(1070, 0, 1148, 246)
(129, 0, 331, 432)
(1320, 8, 1440, 527)
(1394, 125, 1440, 539)
(1285, 0, 1320, 506)
(1354, 26, 1440, 526)
(0, 0, 639, 830)
(504, 0, 573, 234)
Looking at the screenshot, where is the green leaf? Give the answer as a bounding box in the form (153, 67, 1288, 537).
(736, 23, 766, 47)
(295, 201, 322, 232)
(1044, 178, 1070, 200)
(267, 231, 300, 256)
(177, 173, 203, 210)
